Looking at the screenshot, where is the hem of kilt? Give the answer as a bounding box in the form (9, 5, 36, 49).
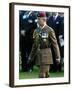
(36, 63, 53, 66)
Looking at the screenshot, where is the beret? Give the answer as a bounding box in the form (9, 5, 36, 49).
(37, 11, 46, 17)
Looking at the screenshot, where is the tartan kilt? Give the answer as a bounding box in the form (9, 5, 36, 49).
(35, 48, 53, 65)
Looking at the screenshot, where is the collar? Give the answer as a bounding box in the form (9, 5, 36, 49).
(37, 23, 46, 30)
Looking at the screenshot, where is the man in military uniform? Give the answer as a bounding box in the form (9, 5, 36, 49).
(28, 11, 60, 78)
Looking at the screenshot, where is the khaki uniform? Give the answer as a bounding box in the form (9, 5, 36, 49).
(29, 25, 60, 78)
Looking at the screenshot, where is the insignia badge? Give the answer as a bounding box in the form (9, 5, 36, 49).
(43, 38, 47, 42)
(41, 32, 48, 42)
(41, 32, 48, 38)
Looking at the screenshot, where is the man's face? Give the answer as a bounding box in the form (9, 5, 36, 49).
(37, 17, 45, 26)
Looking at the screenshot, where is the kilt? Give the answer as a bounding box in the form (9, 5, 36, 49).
(40, 48, 53, 65)
(35, 48, 53, 65)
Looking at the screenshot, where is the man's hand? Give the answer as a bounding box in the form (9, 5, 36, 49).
(56, 58, 60, 65)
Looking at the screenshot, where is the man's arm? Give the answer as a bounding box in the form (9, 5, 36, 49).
(28, 30, 39, 62)
(49, 28, 60, 63)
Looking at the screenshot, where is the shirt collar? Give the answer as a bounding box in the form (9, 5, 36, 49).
(53, 13, 58, 20)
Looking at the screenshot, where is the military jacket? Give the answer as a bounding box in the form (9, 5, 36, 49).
(29, 25, 60, 65)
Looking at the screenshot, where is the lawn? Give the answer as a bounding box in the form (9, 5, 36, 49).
(19, 66, 64, 79)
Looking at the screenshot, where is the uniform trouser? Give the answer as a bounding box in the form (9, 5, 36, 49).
(39, 64, 50, 78)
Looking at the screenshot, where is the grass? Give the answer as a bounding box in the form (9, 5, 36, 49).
(19, 66, 64, 79)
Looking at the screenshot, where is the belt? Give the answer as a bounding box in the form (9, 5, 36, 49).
(40, 46, 50, 49)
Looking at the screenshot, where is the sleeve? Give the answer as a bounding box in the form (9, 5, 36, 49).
(29, 30, 39, 61)
(49, 28, 60, 60)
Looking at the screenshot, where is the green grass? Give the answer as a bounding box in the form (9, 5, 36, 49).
(19, 66, 64, 79)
